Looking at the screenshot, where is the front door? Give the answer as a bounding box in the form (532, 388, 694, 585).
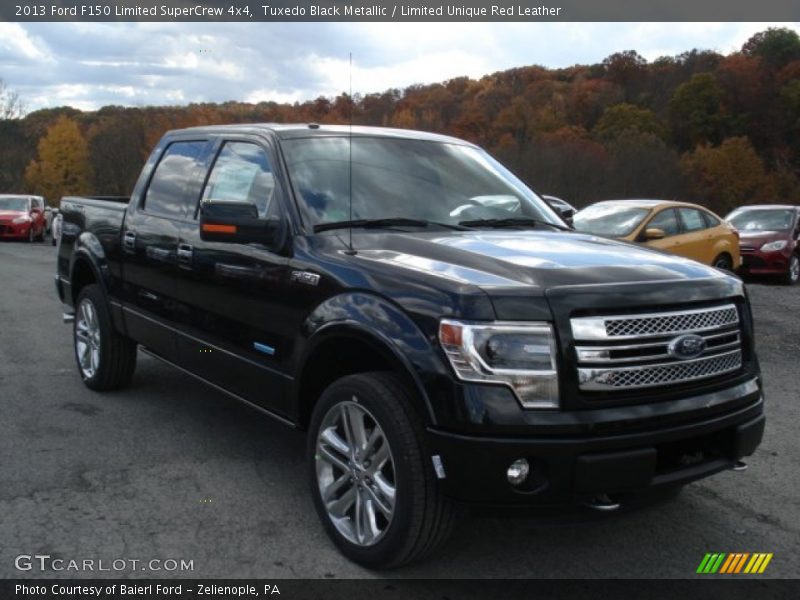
(642, 207, 682, 255)
(172, 138, 296, 417)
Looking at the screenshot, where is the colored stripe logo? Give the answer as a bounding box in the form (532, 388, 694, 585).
(697, 553, 773, 574)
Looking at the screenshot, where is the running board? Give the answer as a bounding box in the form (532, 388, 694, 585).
(139, 347, 297, 429)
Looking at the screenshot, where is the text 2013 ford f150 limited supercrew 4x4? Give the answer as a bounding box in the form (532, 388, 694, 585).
(56, 124, 765, 567)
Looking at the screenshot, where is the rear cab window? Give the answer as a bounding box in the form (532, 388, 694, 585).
(143, 140, 210, 220)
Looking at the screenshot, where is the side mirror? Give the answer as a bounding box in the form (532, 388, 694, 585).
(199, 202, 282, 246)
(643, 228, 666, 241)
(558, 207, 575, 227)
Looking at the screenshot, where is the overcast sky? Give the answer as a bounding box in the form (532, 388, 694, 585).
(1, 21, 798, 111)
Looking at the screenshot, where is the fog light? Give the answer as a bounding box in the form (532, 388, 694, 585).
(507, 458, 530, 485)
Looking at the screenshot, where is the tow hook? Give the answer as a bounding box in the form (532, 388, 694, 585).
(731, 460, 748, 472)
(62, 312, 74, 324)
(584, 493, 622, 511)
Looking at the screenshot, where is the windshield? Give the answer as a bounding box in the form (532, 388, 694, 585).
(281, 136, 561, 229)
(727, 209, 795, 232)
(573, 204, 650, 237)
(0, 197, 30, 211)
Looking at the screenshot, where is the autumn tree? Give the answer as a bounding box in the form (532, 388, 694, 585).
(24, 115, 93, 205)
(602, 50, 647, 101)
(88, 109, 147, 195)
(592, 103, 665, 142)
(680, 136, 772, 214)
(521, 127, 608, 206)
(605, 131, 681, 199)
(669, 73, 726, 149)
(742, 27, 800, 69)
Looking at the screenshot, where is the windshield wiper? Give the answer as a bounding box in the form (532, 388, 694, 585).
(458, 217, 572, 231)
(314, 218, 468, 233)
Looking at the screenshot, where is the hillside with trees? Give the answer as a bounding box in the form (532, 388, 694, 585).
(2, 27, 800, 216)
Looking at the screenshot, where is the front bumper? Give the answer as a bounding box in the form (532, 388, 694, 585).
(427, 381, 764, 506)
(0, 222, 31, 239)
(738, 249, 791, 276)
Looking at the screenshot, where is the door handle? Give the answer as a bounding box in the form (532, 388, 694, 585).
(177, 243, 193, 268)
(123, 231, 136, 252)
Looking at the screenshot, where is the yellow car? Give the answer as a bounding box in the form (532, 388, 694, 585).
(573, 199, 740, 270)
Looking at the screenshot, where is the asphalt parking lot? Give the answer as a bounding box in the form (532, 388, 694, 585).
(1, 240, 798, 579)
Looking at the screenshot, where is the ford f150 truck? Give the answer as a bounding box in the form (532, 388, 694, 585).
(56, 124, 765, 567)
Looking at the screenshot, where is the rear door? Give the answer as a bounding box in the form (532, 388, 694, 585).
(119, 138, 212, 361)
(172, 136, 296, 416)
(674, 207, 713, 264)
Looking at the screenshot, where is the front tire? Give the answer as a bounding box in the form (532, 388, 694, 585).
(713, 253, 733, 271)
(308, 372, 457, 568)
(783, 254, 800, 285)
(74, 284, 137, 390)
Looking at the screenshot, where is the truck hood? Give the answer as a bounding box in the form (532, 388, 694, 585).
(354, 230, 724, 291)
(0, 210, 26, 220)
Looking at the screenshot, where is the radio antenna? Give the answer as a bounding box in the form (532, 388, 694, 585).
(345, 51, 356, 255)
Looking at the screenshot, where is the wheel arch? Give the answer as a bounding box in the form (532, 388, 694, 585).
(69, 232, 112, 304)
(295, 323, 437, 431)
(292, 293, 446, 430)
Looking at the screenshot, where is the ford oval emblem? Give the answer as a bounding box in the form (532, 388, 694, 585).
(667, 334, 707, 360)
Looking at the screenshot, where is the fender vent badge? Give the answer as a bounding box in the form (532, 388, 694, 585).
(290, 270, 320, 286)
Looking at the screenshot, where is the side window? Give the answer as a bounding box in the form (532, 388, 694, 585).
(678, 208, 707, 232)
(143, 141, 208, 219)
(646, 208, 680, 237)
(202, 142, 275, 218)
(702, 211, 721, 228)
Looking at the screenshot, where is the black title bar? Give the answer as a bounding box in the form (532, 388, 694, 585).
(4, 0, 800, 22)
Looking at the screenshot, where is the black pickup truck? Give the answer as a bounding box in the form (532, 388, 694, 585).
(56, 124, 765, 567)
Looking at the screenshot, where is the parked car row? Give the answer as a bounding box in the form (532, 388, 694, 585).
(0, 194, 48, 242)
(0, 194, 61, 244)
(570, 198, 800, 285)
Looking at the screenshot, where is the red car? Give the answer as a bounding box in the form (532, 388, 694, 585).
(0, 194, 47, 242)
(726, 204, 800, 285)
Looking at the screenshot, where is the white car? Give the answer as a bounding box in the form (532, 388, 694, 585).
(51, 211, 62, 247)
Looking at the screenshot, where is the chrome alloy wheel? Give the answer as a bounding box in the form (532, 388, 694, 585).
(790, 255, 800, 283)
(75, 298, 101, 379)
(315, 399, 396, 546)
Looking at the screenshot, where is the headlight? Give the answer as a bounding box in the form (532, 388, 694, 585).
(12, 216, 31, 224)
(439, 319, 559, 409)
(760, 240, 787, 252)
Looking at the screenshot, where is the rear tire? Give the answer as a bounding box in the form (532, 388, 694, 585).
(783, 254, 800, 285)
(27, 227, 34, 243)
(308, 372, 458, 568)
(74, 284, 137, 390)
(713, 253, 733, 271)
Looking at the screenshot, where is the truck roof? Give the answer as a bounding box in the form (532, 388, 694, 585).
(167, 123, 472, 145)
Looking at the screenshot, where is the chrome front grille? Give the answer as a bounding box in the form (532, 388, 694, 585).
(571, 304, 743, 393)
